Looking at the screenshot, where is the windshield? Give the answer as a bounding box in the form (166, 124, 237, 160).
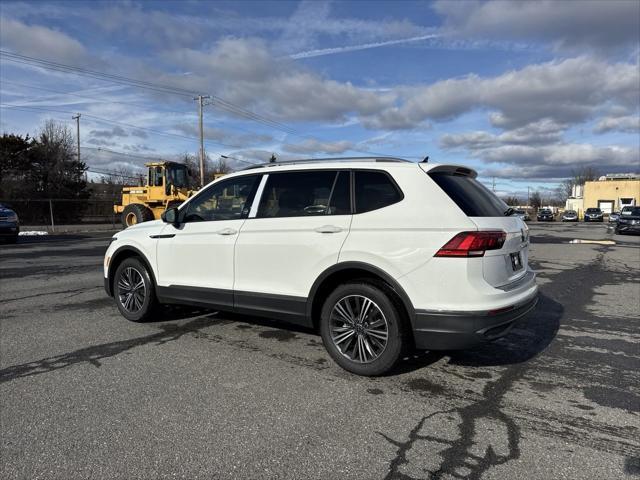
(565, 211, 576, 215)
(629, 207, 640, 216)
(586, 208, 601, 213)
(168, 165, 189, 188)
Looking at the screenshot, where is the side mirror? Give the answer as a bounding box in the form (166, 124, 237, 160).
(161, 206, 180, 226)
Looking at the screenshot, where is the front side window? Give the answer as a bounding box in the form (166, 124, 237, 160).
(183, 175, 259, 222)
(257, 170, 351, 218)
(354, 170, 403, 213)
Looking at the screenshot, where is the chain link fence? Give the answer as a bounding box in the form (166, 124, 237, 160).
(0, 198, 120, 228)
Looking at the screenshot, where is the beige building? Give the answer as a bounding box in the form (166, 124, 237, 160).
(583, 174, 640, 214)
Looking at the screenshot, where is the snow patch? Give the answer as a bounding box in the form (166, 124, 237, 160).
(18, 231, 49, 236)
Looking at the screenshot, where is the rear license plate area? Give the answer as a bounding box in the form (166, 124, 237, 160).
(510, 252, 523, 271)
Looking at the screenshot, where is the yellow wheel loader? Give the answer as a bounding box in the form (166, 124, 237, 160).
(115, 162, 195, 228)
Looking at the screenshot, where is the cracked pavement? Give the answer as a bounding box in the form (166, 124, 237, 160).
(1, 224, 639, 479)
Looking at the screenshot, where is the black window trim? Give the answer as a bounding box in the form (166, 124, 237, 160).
(180, 173, 262, 223)
(218, 167, 405, 220)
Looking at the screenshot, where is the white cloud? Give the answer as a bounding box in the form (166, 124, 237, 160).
(434, 0, 640, 51)
(363, 56, 639, 130)
(594, 115, 640, 134)
(0, 17, 89, 64)
(282, 139, 354, 155)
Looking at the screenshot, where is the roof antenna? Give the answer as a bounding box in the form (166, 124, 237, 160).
(421, 156, 429, 163)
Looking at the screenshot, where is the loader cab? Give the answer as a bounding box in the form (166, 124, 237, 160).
(146, 162, 189, 196)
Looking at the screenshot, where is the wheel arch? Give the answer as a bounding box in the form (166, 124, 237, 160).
(107, 245, 157, 297)
(307, 262, 416, 332)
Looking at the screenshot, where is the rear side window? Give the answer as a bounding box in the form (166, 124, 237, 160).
(354, 171, 403, 213)
(257, 170, 350, 218)
(430, 173, 507, 217)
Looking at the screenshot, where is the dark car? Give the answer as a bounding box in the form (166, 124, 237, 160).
(615, 207, 640, 235)
(609, 211, 620, 223)
(514, 209, 530, 221)
(0, 203, 20, 243)
(537, 208, 555, 221)
(561, 210, 578, 222)
(584, 207, 604, 222)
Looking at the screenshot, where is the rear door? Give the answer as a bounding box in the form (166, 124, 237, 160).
(428, 170, 529, 288)
(234, 169, 351, 312)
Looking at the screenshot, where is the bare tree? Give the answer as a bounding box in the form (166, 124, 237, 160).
(100, 166, 138, 186)
(213, 157, 232, 175)
(502, 195, 520, 206)
(530, 190, 542, 210)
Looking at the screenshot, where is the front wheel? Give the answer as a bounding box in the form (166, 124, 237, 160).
(113, 257, 157, 322)
(320, 282, 407, 376)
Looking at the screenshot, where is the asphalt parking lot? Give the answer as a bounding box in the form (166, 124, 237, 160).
(1, 223, 639, 479)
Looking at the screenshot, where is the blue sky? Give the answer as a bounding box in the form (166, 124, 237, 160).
(1, 0, 638, 199)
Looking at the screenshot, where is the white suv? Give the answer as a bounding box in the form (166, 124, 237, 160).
(104, 158, 538, 375)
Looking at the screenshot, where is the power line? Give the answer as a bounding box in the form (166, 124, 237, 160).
(0, 103, 244, 149)
(0, 50, 196, 97)
(1, 50, 409, 158)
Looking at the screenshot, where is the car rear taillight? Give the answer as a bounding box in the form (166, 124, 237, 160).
(435, 231, 506, 257)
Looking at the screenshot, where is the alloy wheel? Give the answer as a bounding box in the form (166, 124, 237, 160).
(117, 267, 146, 313)
(330, 295, 389, 363)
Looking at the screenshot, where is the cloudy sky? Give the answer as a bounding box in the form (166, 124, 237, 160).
(1, 0, 639, 197)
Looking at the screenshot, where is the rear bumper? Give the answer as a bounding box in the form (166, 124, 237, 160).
(412, 289, 538, 350)
(0, 223, 19, 236)
(616, 223, 640, 234)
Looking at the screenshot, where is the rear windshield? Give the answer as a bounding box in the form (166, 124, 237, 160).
(429, 173, 507, 217)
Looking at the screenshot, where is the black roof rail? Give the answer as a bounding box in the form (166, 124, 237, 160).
(241, 156, 412, 170)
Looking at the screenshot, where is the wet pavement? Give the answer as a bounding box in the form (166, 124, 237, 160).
(1, 223, 638, 479)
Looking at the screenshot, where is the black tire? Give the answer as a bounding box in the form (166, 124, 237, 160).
(319, 282, 408, 376)
(113, 257, 157, 322)
(121, 203, 154, 228)
(7, 236, 18, 244)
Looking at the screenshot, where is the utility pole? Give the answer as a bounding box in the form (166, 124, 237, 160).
(195, 95, 210, 187)
(527, 186, 530, 207)
(72, 113, 83, 180)
(72, 113, 81, 162)
(492, 177, 496, 192)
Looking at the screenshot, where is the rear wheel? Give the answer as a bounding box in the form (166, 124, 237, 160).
(113, 257, 157, 322)
(122, 203, 154, 228)
(320, 282, 407, 376)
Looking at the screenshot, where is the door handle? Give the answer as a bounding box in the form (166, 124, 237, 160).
(215, 228, 237, 236)
(314, 225, 343, 234)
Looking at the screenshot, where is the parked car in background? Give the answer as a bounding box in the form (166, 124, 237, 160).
(537, 208, 555, 221)
(0, 203, 20, 243)
(514, 209, 530, 221)
(615, 207, 640, 235)
(609, 211, 620, 223)
(584, 208, 604, 222)
(104, 158, 538, 376)
(561, 210, 578, 222)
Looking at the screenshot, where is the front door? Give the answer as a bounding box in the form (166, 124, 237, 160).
(156, 174, 261, 308)
(234, 170, 352, 318)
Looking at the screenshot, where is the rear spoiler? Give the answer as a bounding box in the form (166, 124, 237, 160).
(419, 164, 477, 179)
